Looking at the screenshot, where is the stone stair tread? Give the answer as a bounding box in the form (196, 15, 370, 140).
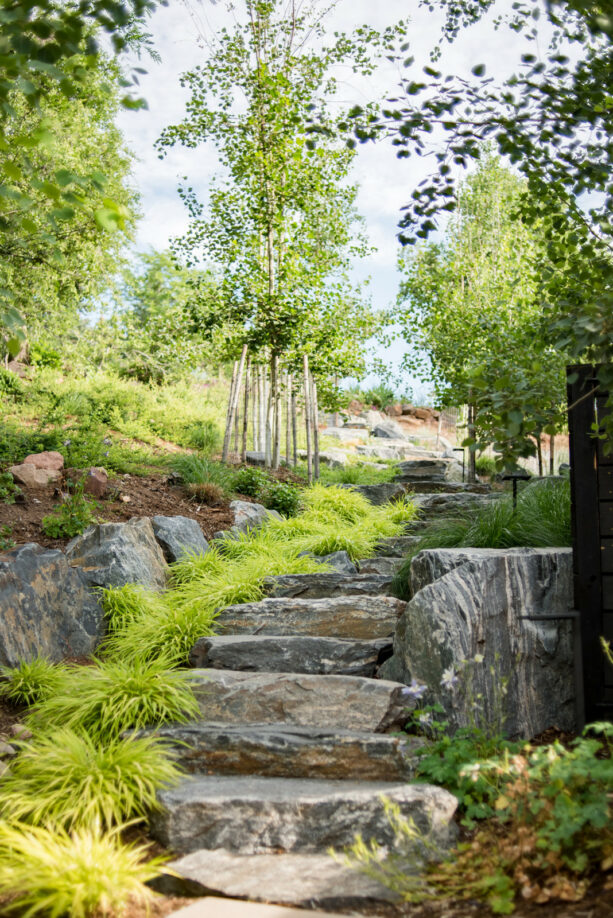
(214, 596, 405, 640)
(149, 721, 420, 780)
(155, 852, 399, 910)
(189, 634, 392, 677)
(151, 774, 458, 855)
(265, 572, 392, 599)
(190, 669, 411, 732)
(357, 556, 403, 576)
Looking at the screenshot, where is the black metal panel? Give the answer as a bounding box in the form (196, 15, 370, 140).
(567, 364, 613, 724)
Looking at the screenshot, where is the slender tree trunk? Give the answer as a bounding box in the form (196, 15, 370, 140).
(233, 381, 240, 455)
(310, 373, 320, 481)
(303, 355, 313, 484)
(536, 434, 543, 477)
(291, 381, 298, 468)
(252, 365, 258, 452)
(285, 373, 291, 469)
(333, 374, 340, 427)
(222, 356, 243, 463)
(549, 432, 555, 476)
(241, 360, 250, 463)
(467, 402, 477, 483)
(272, 353, 281, 470)
(259, 368, 267, 454)
(265, 360, 273, 469)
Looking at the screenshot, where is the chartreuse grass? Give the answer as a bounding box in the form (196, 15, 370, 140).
(0, 728, 180, 830)
(101, 485, 417, 665)
(0, 821, 166, 917)
(0, 657, 67, 706)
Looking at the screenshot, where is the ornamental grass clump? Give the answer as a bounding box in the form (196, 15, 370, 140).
(26, 656, 199, 741)
(0, 657, 67, 707)
(0, 821, 166, 918)
(0, 729, 181, 830)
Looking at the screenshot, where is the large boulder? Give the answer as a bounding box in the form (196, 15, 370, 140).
(379, 548, 575, 738)
(152, 515, 209, 563)
(320, 427, 370, 444)
(340, 482, 406, 506)
(23, 451, 64, 471)
(9, 464, 61, 488)
(66, 517, 167, 591)
(0, 543, 104, 666)
(373, 421, 407, 440)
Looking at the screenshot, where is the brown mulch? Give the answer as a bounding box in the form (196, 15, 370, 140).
(0, 473, 236, 551)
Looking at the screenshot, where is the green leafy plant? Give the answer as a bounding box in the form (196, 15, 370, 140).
(0, 367, 25, 399)
(0, 472, 22, 505)
(29, 343, 62, 369)
(27, 656, 199, 741)
(233, 466, 269, 498)
(0, 525, 15, 551)
(261, 479, 301, 517)
(173, 454, 234, 499)
(186, 419, 221, 455)
(0, 657, 67, 707)
(41, 483, 99, 539)
(0, 821, 166, 918)
(0, 728, 181, 829)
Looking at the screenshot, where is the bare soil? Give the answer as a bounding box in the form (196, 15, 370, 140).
(0, 473, 236, 551)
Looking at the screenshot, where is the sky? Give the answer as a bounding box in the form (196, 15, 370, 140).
(115, 0, 533, 398)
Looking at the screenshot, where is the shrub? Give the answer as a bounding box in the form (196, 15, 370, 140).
(41, 483, 99, 539)
(263, 479, 301, 516)
(187, 481, 226, 505)
(186, 419, 221, 455)
(0, 657, 67, 706)
(0, 525, 15, 551)
(0, 729, 181, 829)
(0, 472, 22, 505)
(173, 454, 233, 498)
(475, 454, 498, 478)
(0, 821, 166, 917)
(29, 343, 62, 369)
(233, 466, 269, 498)
(0, 367, 24, 399)
(27, 656, 199, 741)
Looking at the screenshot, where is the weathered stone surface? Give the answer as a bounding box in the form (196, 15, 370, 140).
(189, 634, 392, 677)
(395, 458, 462, 482)
(343, 417, 369, 429)
(151, 722, 420, 781)
(375, 536, 421, 557)
(265, 572, 392, 599)
(297, 449, 350, 468)
(379, 548, 576, 738)
(214, 596, 406, 639)
(152, 515, 209, 563)
(0, 543, 104, 666)
(190, 670, 411, 732)
(9, 464, 61, 488)
(83, 467, 108, 498)
(23, 451, 64, 471)
(410, 492, 498, 520)
(229, 500, 282, 535)
(340, 482, 406, 506)
(66, 517, 167, 591)
(355, 445, 403, 461)
(151, 774, 457, 855)
(358, 557, 403, 576)
(360, 409, 385, 428)
(320, 428, 370, 443)
(373, 421, 407, 440)
(315, 550, 357, 573)
(154, 850, 399, 909)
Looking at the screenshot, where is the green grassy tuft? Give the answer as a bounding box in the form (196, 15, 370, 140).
(0, 729, 181, 830)
(0, 657, 67, 707)
(0, 821, 167, 917)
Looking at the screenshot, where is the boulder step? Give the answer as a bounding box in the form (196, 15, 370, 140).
(357, 556, 404, 576)
(264, 572, 393, 599)
(151, 722, 420, 781)
(213, 596, 405, 640)
(190, 635, 392, 677)
(190, 670, 411, 732)
(151, 774, 458, 856)
(153, 849, 400, 910)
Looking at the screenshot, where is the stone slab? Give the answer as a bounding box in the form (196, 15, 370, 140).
(357, 557, 403, 576)
(189, 635, 392, 677)
(190, 670, 411, 732)
(151, 774, 458, 855)
(159, 857, 397, 911)
(213, 596, 406, 640)
(265, 572, 392, 599)
(150, 722, 419, 781)
(375, 536, 421, 558)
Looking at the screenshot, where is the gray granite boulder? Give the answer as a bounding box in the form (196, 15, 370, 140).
(320, 427, 370, 443)
(66, 517, 167, 591)
(229, 500, 282, 535)
(0, 543, 104, 665)
(379, 547, 576, 738)
(151, 774, 458, 855)
(265, 572, 392, 599)
(340, 482, 407, 506)
(373, 421, 407, 440)
(152, 515, 209, 563)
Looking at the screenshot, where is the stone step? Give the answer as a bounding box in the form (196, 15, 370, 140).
(151, 774, 458, 856)
(213, 596, 405, 640)
(357, 556, 403, 576)
(374, 536, 421, 558)
(189, 670, 411, 732)
(190, 635, 392, 677)
(155, 852, 399, 911)
(151, 722, 420, 780)
(264, 572, 393, 599)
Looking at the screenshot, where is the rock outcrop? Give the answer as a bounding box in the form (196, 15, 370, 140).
(0, 543, 104, 666)
(66, 517, 167, 591)
(379, 547, 575, 738)
(152, 515, 209, 563)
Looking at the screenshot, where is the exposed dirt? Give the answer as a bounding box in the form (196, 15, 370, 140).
(0, 473, 236, 551)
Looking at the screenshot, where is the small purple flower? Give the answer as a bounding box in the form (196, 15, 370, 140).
(103, 437, 112, 445)
(418, 711, 433, 727)
(400, 678, 428, 702)
(63, 439, 72, 447)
